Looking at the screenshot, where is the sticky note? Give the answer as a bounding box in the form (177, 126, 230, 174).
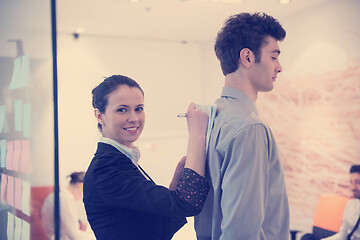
(7, 176, 14, 207)
(23, 103, 31, 138)
(6, 141, 14, 170)
(14, 178, 22, 210)
(7, 212, 14, 239)
(20, 140, 31, 173)
(14, 216, 22, 239)
(0, 105, 5, 133)
(12, 140, 21, 171)
(9, 54, 30, 90)
(22, 181, 30, 216)
(22, 220, 30, 240)
(14, 99, 22, 131)
(1, 174, 7, 203)
(0, 139, 6, 168)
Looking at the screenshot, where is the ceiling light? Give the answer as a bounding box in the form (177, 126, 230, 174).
(75, 27, 85, 34)
(280, 0, 290, 4)
(72, 27, 85, 40)
(211, 0, 242, 3)
(183, 0, 242, 3)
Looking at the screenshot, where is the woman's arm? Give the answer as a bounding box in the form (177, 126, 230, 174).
(184, 103, 208, 177)
(169, 156, 186, 190)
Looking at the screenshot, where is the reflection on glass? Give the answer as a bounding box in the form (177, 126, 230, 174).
(0, 0, 55, 239)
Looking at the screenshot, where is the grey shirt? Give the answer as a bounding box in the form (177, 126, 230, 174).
(194, 87, 290, 240)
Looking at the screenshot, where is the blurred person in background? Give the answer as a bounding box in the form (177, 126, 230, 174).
(41, 172, 95, 240)
(302, 165, 360, 240)
(324, 165, 360, 240)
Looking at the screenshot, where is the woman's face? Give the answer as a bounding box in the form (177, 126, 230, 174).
(96, 85, 145, 148)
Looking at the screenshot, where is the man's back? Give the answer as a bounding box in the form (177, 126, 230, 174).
(195, 87, 290, 240)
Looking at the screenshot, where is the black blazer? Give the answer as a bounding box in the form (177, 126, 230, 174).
(83, 142, 208, 240)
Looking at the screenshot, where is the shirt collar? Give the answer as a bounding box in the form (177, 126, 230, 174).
(221, 86, 259, 115)
(99, 137, 141, 166)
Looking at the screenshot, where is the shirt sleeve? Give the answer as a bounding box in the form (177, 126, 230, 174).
(92, 154, 209, 217)
(176, 168, 209, 211)
(220, 124, 270, 240)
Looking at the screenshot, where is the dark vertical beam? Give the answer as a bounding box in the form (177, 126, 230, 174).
(50, 0, 60, 239)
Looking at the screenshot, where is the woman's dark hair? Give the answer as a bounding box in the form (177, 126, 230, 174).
(92, 75, 144, 131)
(215, 12, 286, 76)
(68, 172, 85, 184)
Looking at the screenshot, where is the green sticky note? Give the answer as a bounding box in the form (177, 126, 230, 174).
(9, 54, 30, 90)
(0, 140, 6, 168)
(14, 99, 22, 131)
(23, 103, 31, 138)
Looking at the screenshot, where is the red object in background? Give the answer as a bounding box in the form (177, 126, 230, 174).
(30, 186, 54, 240)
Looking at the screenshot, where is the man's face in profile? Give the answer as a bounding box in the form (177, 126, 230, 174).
(350, 172, 360, 199)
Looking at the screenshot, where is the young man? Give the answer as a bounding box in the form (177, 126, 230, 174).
(194, 12, 290, 240)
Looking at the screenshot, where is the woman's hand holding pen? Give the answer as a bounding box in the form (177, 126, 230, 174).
(169, 103, 208, 189)
(186, 102, 209, 138)
(184, 103, 208, 177)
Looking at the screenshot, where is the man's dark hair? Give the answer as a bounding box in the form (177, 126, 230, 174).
(350, 165, 360, 174)
(215, 12, 286, 76)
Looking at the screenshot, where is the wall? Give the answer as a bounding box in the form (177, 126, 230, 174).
(263, 0, 360, 234)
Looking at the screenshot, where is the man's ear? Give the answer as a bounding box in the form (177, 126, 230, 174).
(94, 109, 104, 125)
(239, 48, 253, 68)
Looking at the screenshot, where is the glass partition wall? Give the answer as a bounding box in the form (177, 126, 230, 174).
(0, 0, 59, 239)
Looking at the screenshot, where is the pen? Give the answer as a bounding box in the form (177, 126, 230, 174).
(177, 113, 187, 118)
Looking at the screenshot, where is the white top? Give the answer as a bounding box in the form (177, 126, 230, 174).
(99, 137, 150, 180)
(41, 188, 96, 240)
(325, 198, 360, 240)
(99, 136, 140, 166)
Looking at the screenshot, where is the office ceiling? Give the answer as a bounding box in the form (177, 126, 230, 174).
(57, 0, 332, 42)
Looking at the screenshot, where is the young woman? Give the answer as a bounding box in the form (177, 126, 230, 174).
(83, 75, 209, 240)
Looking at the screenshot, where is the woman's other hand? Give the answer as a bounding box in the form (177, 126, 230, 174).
(184, 103, 208, 177)
(186, 102, 209, 138)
